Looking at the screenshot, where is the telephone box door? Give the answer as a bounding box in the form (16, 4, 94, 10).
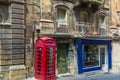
(45, 46, 56, 80)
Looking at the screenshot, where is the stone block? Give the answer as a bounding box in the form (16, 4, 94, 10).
(12, 34, 24, 39)
(11, 8, 24, 14)
(12, 24, 25, 29)
(12, 14, 24, 19)
(12, 19, 24, 24)
(12, 29, 24, 34)
(11, 3, 24, 9)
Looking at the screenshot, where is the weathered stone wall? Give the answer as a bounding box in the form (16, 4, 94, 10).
(52, 0, 75, 30)
(0, 68, 27, 80)
(111, 0, 120, 26)
(68, 43, 78, 75)
(0, 0, 31, 79)
(112, 40, 120, 73)
(11, 1, 25, 66)
(110, 0, 120, 73)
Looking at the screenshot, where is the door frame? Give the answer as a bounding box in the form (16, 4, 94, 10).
(99, 45, 108, 70)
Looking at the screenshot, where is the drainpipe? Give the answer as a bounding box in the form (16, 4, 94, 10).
(93, 11, 98, 34)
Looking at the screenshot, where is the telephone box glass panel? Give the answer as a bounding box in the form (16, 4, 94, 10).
(46, 47, 54, 76)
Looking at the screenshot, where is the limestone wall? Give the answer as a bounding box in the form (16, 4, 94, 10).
(68, 43, 78, 75)
(112, 41, 120, 73)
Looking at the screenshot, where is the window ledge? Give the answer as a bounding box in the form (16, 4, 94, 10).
(0, 23, 11, 26)
(10, 65, 26, 71)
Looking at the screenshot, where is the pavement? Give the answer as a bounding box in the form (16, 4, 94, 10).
(26, 73, 120, 80)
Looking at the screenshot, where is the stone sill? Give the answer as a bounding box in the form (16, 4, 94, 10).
(10, 65, 26, 71)
(40, 19, 54, 23)
(0, 65, 26, 72)
(0, 23, 11, 26)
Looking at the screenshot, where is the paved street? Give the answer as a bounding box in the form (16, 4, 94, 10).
(56, 73, 120, 80)
(26, 73, 120, 80)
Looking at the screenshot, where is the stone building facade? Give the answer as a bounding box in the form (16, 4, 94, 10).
(110, 0, 120, 73)
(0, 0, 26, 80)
(38, 0, 112, 75)
(0, 0, 120, 79)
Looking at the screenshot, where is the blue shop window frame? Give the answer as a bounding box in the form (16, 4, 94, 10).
(75, 39, 112, 74)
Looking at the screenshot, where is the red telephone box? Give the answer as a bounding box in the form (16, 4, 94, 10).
(34, 37, 56, 80)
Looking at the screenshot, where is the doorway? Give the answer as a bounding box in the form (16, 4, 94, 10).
(99, 46, 108, 70)
(57, 44, 69, 74)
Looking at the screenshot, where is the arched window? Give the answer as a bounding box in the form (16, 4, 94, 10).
(98, 14, 107, 35)
(80, 11, 88, 22)
(57, 8, 67, 23)
(98, 15, 105, 28)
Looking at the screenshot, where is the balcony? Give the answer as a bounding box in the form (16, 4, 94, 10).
(56, 20, 70, 35)
(76, 22, 93, 36)
(76, 22, 108, 37)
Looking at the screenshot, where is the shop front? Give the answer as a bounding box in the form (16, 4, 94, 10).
(75, 38, 112, 74)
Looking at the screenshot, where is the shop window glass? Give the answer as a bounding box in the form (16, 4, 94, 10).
(83, 45, 100, 68)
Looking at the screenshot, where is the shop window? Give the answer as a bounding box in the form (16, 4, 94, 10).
(83, 45, 100, 68)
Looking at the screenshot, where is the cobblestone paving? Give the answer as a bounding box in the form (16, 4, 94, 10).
(26, 73, 120, 80)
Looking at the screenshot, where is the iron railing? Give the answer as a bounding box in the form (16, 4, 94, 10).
(56, 21, 69, 34)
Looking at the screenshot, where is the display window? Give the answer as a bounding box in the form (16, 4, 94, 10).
(82, 45, 100, 68)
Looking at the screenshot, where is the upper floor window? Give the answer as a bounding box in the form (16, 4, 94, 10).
(80, 11, 88, 22)
(57, 8, 67, 23)
(98, 14, 107, 35)
(0, 4, 9, 23)
(98, 15, 105, 28)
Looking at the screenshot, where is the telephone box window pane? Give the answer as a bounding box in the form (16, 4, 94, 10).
(83, 45, 100, 68)
(38, 47, 42, 53)
(46, 47, 54, 75)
